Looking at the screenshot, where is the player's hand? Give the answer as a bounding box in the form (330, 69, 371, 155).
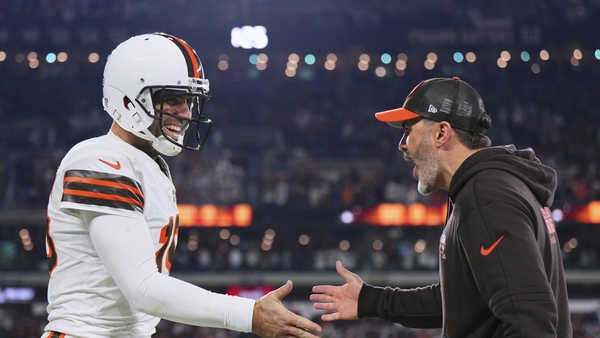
(310, 261, 363, 321)
(252, 280, 322, 338)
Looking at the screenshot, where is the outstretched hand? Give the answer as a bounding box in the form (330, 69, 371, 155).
(252, 280, 322, 338)
(310, 261, 364, 321)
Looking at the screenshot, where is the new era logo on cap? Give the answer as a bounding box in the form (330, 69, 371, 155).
(374, 77, 489, 136)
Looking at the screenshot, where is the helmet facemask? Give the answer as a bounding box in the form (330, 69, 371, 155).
(135, 82, 212, 156)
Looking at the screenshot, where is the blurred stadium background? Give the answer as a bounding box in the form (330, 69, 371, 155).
(1, 0, 600, 337)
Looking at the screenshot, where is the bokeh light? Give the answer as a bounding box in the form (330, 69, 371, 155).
(304, 54, 316, 65)
(373, 240, 383, 251)
(218, 60, 229, 70)
(88, 52, 100, 63)
(396, 59, 407, 70)
(46, 53, 56, 63)
(288, 53, 300, 63)
(381, 53, 392, 64)
(465, 52, 476, 62)
(427, 52, 438, 63)
(57, 52, 68, 62)
(249, 54, 258, 65)
(424, 59, 435, 70)
(453, 52, 464, 63)
(339, 240, 350, 251)
(299, 234, 310, 245)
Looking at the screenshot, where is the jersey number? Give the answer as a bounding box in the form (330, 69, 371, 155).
(156, 215, 179, 273)
(46, 217, 58, 276)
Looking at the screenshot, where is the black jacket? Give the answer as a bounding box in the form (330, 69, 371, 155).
(358, 146, 572, 337)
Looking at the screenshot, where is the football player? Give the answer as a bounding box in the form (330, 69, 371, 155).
(43, 33, 322, 338)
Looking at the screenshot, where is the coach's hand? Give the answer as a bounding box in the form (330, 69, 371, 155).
(252, 280, 322, 338)
(310, 261, 363, 321)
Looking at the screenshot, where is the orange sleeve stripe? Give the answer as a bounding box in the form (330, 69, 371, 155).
(171, 35, 200, 78)
(64, 189, 143, 207)
(64, 176, 143, 198)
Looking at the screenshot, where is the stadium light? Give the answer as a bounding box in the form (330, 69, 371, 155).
(381, 53, 392, 64)
(46, 53, 57, 63)
(427, 52, 438, 63)
(304, 54, 315, 65)
(340, 211, 354, 224)
(231, 26, 268, 49)
(453, 52, 464, 63)
(465, 52, 476, 62)
(249, 54, 258, 65)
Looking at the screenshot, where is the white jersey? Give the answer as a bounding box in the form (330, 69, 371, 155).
(45, 131, 180, 336)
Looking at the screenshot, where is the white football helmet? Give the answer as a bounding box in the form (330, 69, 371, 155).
(102, 32, 212, 156)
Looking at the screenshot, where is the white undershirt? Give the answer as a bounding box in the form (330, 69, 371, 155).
(83, 211, 255, 332)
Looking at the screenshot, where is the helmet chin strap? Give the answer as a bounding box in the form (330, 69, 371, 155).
(152, 135, 183, 156)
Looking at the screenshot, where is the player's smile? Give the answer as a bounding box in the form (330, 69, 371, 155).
(157, 94, 192, 141)
(162, 121, 184, 141)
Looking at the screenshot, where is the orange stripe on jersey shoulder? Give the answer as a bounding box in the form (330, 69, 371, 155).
(63, 188, 144, 207)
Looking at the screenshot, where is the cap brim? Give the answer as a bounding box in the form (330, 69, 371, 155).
(375, 108, 420, 125)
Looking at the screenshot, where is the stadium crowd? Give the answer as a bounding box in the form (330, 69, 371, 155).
(2, 61, 600, 210)
(1, 0, 600, 211)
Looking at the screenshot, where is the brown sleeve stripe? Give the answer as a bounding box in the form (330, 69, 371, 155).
(64, 176, 143, 197)
(61, 170, 144, 213)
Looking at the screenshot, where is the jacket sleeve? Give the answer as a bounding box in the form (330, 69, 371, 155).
(458, 176, 559, 337)
(357, 283, 443, 328)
